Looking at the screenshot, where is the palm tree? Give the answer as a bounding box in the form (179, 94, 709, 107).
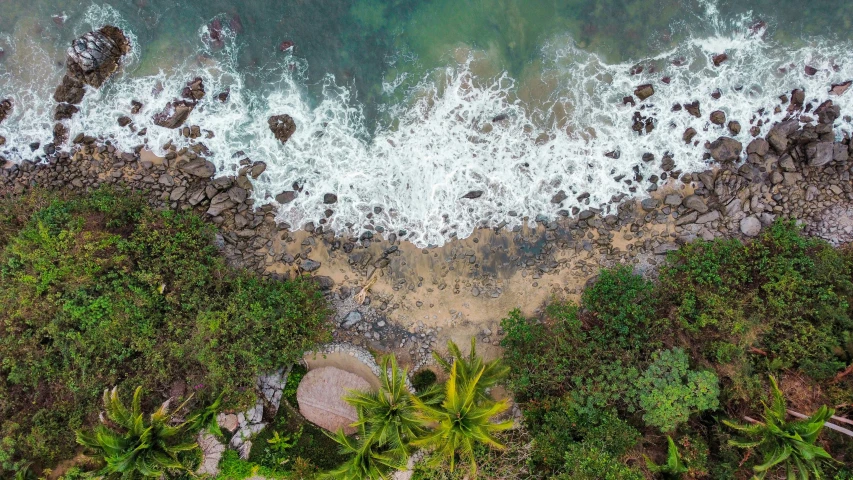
(432, 337, 510, 403)
(411, 361, 514, 476)
(321, 425, 407, 480)
(723, 376, 836, 479)
(76, 386, 198, 478)
(345, 355, 425, 455)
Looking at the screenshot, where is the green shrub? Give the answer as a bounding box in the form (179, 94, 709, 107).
(0, 188, 331, 473)
(411, 369, 437, 393)
(283, 364, 307, 406)
(633, 348, 719, 432)
(581, 265, 658, 348)
(557, 444, 643, 480)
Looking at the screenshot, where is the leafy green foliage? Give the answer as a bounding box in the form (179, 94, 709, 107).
(432, 338, 510, 403)
(188, 391, 224, 437)
(724, 376, 836, 479)
(75, 386, 198, 477)
(557, 444, 644, 480)
(645, 436, 689, 479)
(0, 188, 331, 473)
(581, 265, 658, 348)
(633, 348, 720, 432)
(411, 369, 437, 393)
(283, 364, 307, 406)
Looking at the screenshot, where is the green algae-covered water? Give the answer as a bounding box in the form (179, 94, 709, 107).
(1, 0, 853, 245)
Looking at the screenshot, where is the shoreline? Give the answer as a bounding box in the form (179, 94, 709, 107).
(2, 95, 852, 368)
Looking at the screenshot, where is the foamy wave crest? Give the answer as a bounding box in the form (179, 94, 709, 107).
(2, 1, 853, 247)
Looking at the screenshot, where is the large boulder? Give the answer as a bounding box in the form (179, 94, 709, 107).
(708, 136, 742, 163)
(179, 158, 217, 178)
(297, 366, 372, 434)
(53, 26, 130, 105)
(806, 142, 834, 167)
(268, 114, 297, 143)
(153, 100, 195, 129)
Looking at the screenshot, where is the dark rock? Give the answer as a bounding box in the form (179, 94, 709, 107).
(710, 110, 726, 125)
(153, 100, 194, 129)
(117, 115, 131, 127)
(0, 98, 12, 124)
(551, 190, 568, 204)
(53, 123, 69, 145)
(181, 77, 205, 101)
(805, 141, 833, 167)
(58, 26, 130, 103)
(640, 198, 659, 211)
(712, 53, 728, 66)
(268, 114, 297, 143)
(54, 103, 79, 120)
(275, 191, 297, 204)
(462, 190, 483, 199)
(790, 89, 805, 107)
(815, 100, 840, 124)
(683, 128, 697, 143)
(279, 40, 295, 52)
(804, 65, 817, 76)
(766, 119, 798, 152)
(634, 84, 655, 101)
(301, 259, 321, 272)
(130, 100, 143, 114)
(684, 101, 701, 118)
(682, 194, 709, 213)
(313, 276, 334, 290)
(661, 156, 675, 171)
(708, 137, 742, 162)
(727, 121, 741, 135)
(833, 144, 849, 163)
(0, 135, 5, 146)
(249, 162, 266, 178)
(622, 96, 636, 107)
(323, 193, 338, 204)
(217, 90, 230, 102)
(746, 138, 769, 156)
(830, 81, 851, 96)
(178, 158, 217, 177)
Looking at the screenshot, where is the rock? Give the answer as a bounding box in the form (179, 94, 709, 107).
(712, 53, 728, 66)
(179, 158, 217, 177)
(778, 154, 796, 172)
(54, 103, 79, 120)
(323, 193, 338, 204)
(130, 100, 143, 114)
(746, 138, 769, 156)
(661, 156, 675, 171)
(708, 136, 742, 162)
(313, 276, 335, 290)
(169, 187, 187, 201)
(684, 101, 701, 118)
(153, 100, 195, 129)
(53, 123, 69, 145)
(804, 65, 817, 76)
(805, 142, 834, 167)
(834, 144, 849, 163)
(830, 81, 851, 96)
(634, 84, 654, 100)
(664, 194, 682, 206)
(0, 135, 5, 146)
(682, 195, 709, 213)
(297, 367, 371, 434)
(63, 26, 131, 88)
(249, 161, 267, 178)
(0, 98, 11, 124)
(641, 198, 659, 211)
(53, 75, 87, 104)
(196, 432, 225, 477)
(682, 128, 697, 143)
(268, 114, 297, 143)
(462, 190, 483, 199)
(766, 119, 798, 152)
(790, 89, 805, 107)
(217, 413, 239, 433)
(275, 191, 297, 204)
(301, 259, 321, 272)
(117, 115, 131, 127)
(727, 121, 741, 135)
(551, 190, 567, 204)
(181, 77, 205, 101)
(740, 215, 761, 237)
(342, 311, 363, 328)
(696, 210, 720, 224)
(228, 187, 248, 203)
(710, 110, 726, 125)
(815, 100, 840, 124)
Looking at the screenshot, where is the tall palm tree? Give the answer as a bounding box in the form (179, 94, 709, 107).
(724, 376, 836, 479)
(76, 386, 197, 478)
(411, 361, 514, 476)
(344, 355, 425, 455)
(322, 424, 407, 480)
(432, 337, 510, 403)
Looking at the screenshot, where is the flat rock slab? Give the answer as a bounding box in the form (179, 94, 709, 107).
(297, 366, 372, 434)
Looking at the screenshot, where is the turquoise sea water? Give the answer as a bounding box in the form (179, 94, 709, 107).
(1, 0, 853, 245)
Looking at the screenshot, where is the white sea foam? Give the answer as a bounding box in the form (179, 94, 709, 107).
(1, 1, 853, 246)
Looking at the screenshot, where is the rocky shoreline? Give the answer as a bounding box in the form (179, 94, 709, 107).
(2, 26, 853, 369)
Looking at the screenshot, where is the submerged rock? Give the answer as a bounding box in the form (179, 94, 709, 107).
(268, 114, 297, 143)
(462, 190, 484, 199)
(0, 98, 12, 124)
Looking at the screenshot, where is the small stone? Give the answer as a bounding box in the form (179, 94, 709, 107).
(462, 190, 483, 199)
(342, 311, 362, 328)
(323, 193, 338, 204)
(740, 215, 761, 237)
(710, 110, 726, 125)
(301, 259, 321, 272)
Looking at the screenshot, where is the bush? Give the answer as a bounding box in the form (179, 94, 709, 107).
(0, 188, 331, 473)
(581, 265, 658, 348)
(557, 444, 643, 480)
(411, 369, 437, 393)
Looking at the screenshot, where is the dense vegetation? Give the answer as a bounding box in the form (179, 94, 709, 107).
(501, 220, 853, 478)
(0, 188, 331, 475)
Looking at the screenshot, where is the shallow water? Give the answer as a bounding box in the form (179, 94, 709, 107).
(1, 0, 852, 246)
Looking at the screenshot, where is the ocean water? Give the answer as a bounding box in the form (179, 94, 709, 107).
(1, 0, 852, 246)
